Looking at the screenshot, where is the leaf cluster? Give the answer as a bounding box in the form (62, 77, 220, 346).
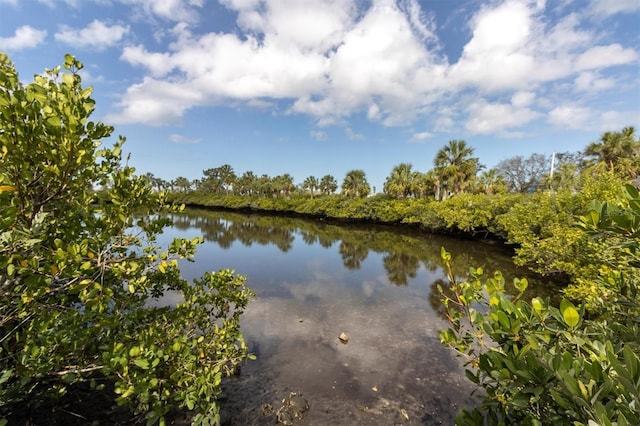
(0, 54, 253, 425)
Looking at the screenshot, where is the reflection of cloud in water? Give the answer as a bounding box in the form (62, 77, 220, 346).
(239, 273, 472, 416)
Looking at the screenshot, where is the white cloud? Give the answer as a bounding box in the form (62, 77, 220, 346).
(548, 105, 639, 131)
(106, 77, 204, 125)
(0, 25, 47, 50)
(55, 20, 129, 50)
(574, 72, 615, 92)
(121, 45, 174, 77)
(120, 0, 204, 22)
(589, 0, 640, 16)
(0, 0, 18, 5)
(548, 105, 592, 128)
(597, 110, 640, 131)
(434, 116, 454, 132)
(345, 127, 364, 140)
(38, 0, 80, 7)
(169, 134, 201, 144)
(511, 91, 536, 107)
(109, 0, 639, 137)
(367, 104, 381, 121)
(224, 0, 357, 52)
(400, 0, 438, 42)
(466, 99, 540, 135)
(410, 131, 433, 141)
(449, 0, 537, 92)
(574, 44, 638, 71)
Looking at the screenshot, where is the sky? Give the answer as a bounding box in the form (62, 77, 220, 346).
(1, 0, 639, 192)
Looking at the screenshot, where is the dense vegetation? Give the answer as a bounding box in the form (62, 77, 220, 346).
(0, 54, 254, 425)
(439, 183, 639, 425)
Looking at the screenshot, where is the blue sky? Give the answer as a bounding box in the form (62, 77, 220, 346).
(1, 0, 639, 192)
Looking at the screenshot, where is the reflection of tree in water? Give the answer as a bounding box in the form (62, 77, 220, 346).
(383, 252, 420, 286)
(169, 208, 549, 292)
(339, 241, 369, 269)
(429, 278, 457, 321)
(198, 217, 235, 249)
(300, 230, 318, 246)
(171, 214, 195, 231)
(317, 235, 334, 248)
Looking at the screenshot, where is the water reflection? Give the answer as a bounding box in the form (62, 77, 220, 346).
(169, 208, 543, 294)
(163, 208, 558, 424)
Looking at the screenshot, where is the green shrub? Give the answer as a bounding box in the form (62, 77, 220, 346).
(0, 54, 253, 425)
(438, 184, 640, 425)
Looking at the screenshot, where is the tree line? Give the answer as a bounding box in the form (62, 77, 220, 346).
(152, 128, 639, 199)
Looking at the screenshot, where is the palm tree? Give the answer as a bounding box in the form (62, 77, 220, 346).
(544, 162, 581, 192)
(173, 176, 192, 192)
(478, 169, 507, 195)
(434, 140, 479, 198)
(320, 174, 338, 194)
(341, 169, 370, 198)
(272, 174, 295, 198)
(383, 163, 415, 198)
(584, 126, 640, 178)
(256, 174, 272, 197)
(143, 172, 165, 192)
(302, 176, 319, 197)
(423, 169, 441, 200)
(235, 171, 257, 195)
(410, 171, 430, 198)
(217, 164, 236, 195)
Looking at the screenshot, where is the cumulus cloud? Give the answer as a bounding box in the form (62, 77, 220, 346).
(55, 20, 129, 50)
(106, 77, 204, 125)
(548, 105, 639, 132)
(466, 99, 540, 135)
(109, 0, 638, 137)
(574, 44, 638, 71)
(574, 72, 615, 92)
(511, 91, 536, 107)
(548, 105, 592, 128)
(0, 25, 47, 50)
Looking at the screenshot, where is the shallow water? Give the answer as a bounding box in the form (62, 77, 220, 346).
(159, 209, 548, 425)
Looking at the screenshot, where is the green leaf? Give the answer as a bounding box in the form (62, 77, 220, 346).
(134, 359, 149, 370)
(496, 311, 510, 329)
(513, 277, 528, 293)
(560, 300, 580, 328)
(531, 297, 544, 313)
(186, 399, 195, 410)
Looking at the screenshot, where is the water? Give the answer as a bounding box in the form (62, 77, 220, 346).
(160, 208, 548, 425)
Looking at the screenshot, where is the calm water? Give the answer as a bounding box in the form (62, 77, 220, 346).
(159, 208, 547, 425)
